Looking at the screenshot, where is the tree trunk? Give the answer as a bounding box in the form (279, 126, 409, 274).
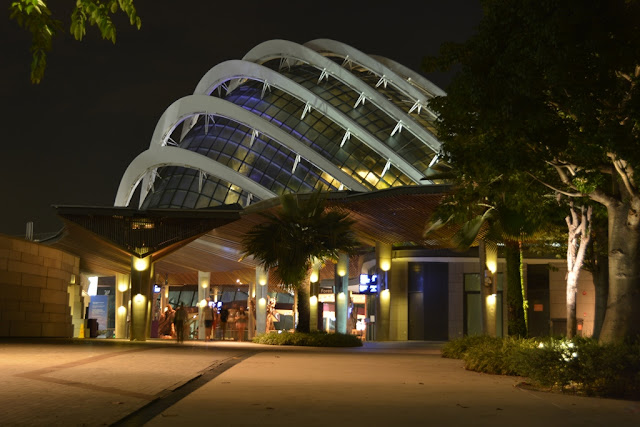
(599, 204, 640, 343)
(505, 241, 527, 337)
(566, 271, 578, 338)
(589, 222, 609, 340)
(565, 204, 592, 339)
(296, 280, 311, 333)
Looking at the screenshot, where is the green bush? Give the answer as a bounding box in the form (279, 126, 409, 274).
(252, 331, 363, 347)
(442, 335, 493, 359)
(443, 335, 640, 399)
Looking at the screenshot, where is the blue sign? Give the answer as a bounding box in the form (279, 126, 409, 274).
(153, 284, 161, 293)
(88, 295, 109, 332)
(358, 274, 379, 294)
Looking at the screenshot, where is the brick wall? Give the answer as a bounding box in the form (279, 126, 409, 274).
(0, 235, 79, 337)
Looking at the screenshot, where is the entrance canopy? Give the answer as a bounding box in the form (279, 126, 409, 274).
(47, 185, 457, 285)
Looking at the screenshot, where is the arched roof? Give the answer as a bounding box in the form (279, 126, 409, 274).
(116, 39, 447, 211)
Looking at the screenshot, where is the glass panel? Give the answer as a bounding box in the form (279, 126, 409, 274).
(464, 273, 481, 292)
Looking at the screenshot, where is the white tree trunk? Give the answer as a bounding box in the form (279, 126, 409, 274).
(599, 203, 640, 343)
(565, 204, 591, 339)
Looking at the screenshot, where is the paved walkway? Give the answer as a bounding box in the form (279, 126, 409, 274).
(0, 339, 638, 426)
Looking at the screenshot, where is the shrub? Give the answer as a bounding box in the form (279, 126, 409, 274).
(252, 331, 363, 347)
(445, 335, 640, 399)
(441, 335, 493, 359)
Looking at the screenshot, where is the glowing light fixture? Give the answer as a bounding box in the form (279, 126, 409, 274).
(310, 271, 319, 283)
(134, 293, 145, 304)
(310, 295, 318, 305)
(337, 253, 348, 277)
(88, 276, 98, 296)
(381, 289, 390, 300)
(199, 299, 207, 308)
(487, 294, 496, 305)
(380, 260, 391, 271)
(134, 257, 149, 271)
(117, 306, 127, 316)
(117, 280, 129, 293)
(258, 297, 266, 306)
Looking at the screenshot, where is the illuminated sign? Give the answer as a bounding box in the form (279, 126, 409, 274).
(153, 284, 161, 293)
(358, 274, 378, 294)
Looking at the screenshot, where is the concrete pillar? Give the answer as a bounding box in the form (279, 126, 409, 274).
(255, 266, 268, 334)
(198, 271, 210, 340)
(376, 242, 392, 341)
(309, 259, 321, 332)
(484, 240, 498, 337)
(248, 281, 256, 339)
(334, 253, 349, 334)
(130, 256, 154, 341)
(115, 273, 130, 339)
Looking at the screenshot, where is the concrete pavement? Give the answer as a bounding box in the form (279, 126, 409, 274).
(1, 339, 638, 426)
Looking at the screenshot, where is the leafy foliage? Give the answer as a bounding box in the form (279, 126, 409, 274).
(9, 0, 142, 83)
(242, 192, 359, 333)
(442, 335, 640, 399)
(252, 331, 363, 347)
(424, 0, 640, 343)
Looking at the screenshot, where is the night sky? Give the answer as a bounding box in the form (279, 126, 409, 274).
(1, 1, 482, 237)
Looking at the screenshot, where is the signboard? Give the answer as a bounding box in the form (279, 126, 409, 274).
(88, 295, 109, 332)
(358, 274, 378, 294)
(153, 284, 161, 293)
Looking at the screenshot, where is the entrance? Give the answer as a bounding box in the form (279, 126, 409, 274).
(408, 262, 449, 340)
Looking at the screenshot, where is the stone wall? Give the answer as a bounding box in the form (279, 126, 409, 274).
(0, 234, 79, 337)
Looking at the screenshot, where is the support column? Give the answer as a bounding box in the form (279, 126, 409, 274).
(255, 266, 268, 334)
(484, 240, 498, 337)
(130, 256, 154, 341)
(115, 273, 130, 339)
(248, 281, 256, 339)
(334, 253, 349, 334)
(309, 259, 321, 332)
(376, 242, 392, 341)
(198, 271, 210, 340)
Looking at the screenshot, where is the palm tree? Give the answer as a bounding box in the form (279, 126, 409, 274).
(242, 191, 359, 333)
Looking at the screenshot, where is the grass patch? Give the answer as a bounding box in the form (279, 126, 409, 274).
(442, 335, 640, 399)
(252, 331, 363, 347)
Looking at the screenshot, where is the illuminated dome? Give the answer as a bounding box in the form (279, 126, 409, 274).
(115, 39, 445, 209)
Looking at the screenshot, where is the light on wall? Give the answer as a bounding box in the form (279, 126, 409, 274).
(258, 297, 266, 306)
(380, 260, 391, 271)
(381, 289, 390, 300)
(310, 271, 319, 283)
(134, 257, 149, 271)
(117, 280, 129, 293)
(134, 293, 145, 304)
(117, 306, 127, 316)
(199, 299, 207, 308)
(201, 279, 210, 288)
(310, 295, 318, 305)
(337, 253, 348, 277)
(487, 294, 497, 305)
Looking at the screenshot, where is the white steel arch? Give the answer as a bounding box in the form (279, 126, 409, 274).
(369, 54, 446, 98)
(186, 61, 425, 183)
(144, 95, 369, 196)
(115, 146, 277, 207)
(239, 40, 441, 153)
(304, 39, 433, 110)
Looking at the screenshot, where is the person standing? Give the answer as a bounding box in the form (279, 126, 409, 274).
(203, 299, 214, 341)
(236, 306, 248, 341)
(219, 303, 229, 340)
(174, 303, 187, 343)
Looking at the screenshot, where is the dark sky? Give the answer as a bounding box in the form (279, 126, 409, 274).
(0, 1, 482, 237)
